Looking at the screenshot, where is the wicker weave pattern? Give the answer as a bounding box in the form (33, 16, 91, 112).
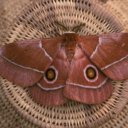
(103, 0, 128, 31)
(0, 0, 128, 128)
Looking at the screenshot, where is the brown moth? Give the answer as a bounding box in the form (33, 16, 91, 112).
(0, 22, 128, 106)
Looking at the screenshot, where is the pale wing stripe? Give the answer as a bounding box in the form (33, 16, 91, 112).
(37, 83, 65, 91)
(66, 78, 108, 89)
(0, 55, 44, 73)
(39, 42, 53, 61)
(90, 37, 101, 59)
(101, 55, 128, 70)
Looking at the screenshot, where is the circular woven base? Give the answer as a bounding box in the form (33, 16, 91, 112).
(0, 0, 128, 128)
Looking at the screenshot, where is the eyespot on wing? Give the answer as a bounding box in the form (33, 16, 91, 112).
(64, 45, 113, 104)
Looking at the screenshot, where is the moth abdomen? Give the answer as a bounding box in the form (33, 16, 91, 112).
(66, 50, 75, 62)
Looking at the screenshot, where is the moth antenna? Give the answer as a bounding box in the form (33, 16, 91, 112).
(72, 23, 85, 33)
(54, 21, 68, 31)
(52, 28, 61, 36)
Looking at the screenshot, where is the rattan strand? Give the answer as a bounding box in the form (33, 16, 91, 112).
(0, 0, 128, 128)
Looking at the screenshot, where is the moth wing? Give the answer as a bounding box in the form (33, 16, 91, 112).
(79, 33, 128, 80)
(29, 48, 69, 106)
(0, 38, 61, 87)
(64, 46, 113, 104)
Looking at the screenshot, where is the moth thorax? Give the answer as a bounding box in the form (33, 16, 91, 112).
(62, 33, 78, 62)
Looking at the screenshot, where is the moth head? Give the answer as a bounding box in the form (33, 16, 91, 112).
(84, 64, 98, 82)
(44, 66, 58, 84)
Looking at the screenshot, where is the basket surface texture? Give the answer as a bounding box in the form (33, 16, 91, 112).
(0, 0, 128, 128)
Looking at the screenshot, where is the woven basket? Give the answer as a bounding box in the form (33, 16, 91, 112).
(0, 0, 128, 128)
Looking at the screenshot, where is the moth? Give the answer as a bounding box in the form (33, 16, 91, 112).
(0, 22, 128, 106)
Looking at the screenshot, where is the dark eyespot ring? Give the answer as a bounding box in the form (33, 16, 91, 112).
(44, 66, 58, 83)
(84, 64, 98, 82)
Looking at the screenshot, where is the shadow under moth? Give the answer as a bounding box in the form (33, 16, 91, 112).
(0, 23, 128, 106)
